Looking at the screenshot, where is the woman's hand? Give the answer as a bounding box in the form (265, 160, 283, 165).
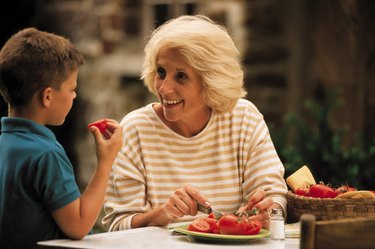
(131, 185, 210, 228)
(237, 189, 279, 229)
(163, 184, 210, 220)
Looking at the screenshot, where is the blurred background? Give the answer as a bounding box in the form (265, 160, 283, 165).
(1, 0, 374, 230)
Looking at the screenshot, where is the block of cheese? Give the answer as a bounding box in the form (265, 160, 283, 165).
(286, 165, 316, 191)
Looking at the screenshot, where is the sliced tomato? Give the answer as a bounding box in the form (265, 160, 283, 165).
(88, 120, 107, 133)
(217, 214, 262, 235)
(309, 184, 337, 198)
(205, 218, 220, 234)
(208, 212, 215, 219)
(242, 220, 262, 235)
(187, 218, 211, 233)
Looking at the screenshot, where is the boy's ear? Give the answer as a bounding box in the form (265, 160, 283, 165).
(41, 87, 53, 107)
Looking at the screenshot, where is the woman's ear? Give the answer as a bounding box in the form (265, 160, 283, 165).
(41, 87, 53, 107)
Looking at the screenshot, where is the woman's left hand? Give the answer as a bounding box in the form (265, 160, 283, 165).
(237, 189, 277, 229)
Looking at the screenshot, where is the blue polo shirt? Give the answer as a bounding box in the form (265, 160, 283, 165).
(0, 117, 81, 249)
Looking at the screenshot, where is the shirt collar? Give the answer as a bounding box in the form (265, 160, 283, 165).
(1, 117, 56, 141)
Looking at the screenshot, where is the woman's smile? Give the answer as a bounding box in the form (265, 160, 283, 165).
(162, 98, 183, 106)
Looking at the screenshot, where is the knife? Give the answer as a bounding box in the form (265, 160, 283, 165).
(197, 202, 223, 219)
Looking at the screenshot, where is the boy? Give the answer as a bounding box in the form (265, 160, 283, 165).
(0, 28, 123, 249)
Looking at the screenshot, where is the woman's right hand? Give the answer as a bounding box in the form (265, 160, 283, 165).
(131, 185, 210, 228)
(162, 184, 210, 220)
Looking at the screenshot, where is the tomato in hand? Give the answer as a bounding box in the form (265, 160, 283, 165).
(309, 184, 337, 198)
(295, 187, 310, 196)
(217, 214, 262, 235)
(88, 120, 107, 133)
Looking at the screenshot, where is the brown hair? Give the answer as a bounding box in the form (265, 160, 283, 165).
(0, 27, 84, 108)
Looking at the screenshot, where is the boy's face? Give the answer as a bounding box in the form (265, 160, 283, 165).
(46, 70, 78, 126)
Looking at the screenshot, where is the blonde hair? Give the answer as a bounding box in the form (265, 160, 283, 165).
(141, 15, 246, 114)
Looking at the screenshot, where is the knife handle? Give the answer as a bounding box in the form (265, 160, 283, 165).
(197, 202, 212, 214)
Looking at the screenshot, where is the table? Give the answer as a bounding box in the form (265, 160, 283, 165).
(38, 226, 300, 249)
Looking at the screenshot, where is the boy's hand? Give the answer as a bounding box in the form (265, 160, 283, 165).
(89, 119, 123, 165)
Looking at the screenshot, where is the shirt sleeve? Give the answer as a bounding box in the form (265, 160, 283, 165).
(103, 124, 150, 231)
(34, 150, 81, 211)
(241, 116, 288, 215)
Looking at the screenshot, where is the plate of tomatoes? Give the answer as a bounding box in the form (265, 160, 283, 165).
(173, 214, 270, 243)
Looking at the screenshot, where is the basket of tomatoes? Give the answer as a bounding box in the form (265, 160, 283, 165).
(286, 166, 375, 222)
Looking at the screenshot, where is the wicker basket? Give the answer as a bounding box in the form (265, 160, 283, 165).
(287, 191, 375, 223)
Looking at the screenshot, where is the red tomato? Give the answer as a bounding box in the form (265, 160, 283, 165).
(187, 217, 219, 234)
(334, 185, 356, 195)
(187, 218, 211, 233)
(205, 218, 220, 234)
(88, 120, 107, 133)
(241, 219, 262, 235)
(217, 214, 262, 235)
(295, 187, 310, 196)
(309, 184, 337, 198)
(208, 212, 215, 219)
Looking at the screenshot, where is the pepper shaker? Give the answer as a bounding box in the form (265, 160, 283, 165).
(269, 208, 285, 240)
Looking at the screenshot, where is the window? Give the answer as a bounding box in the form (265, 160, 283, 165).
(144, 0, 198, 30)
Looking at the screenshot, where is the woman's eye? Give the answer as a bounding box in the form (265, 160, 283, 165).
(157, 67, 166, 79)
(176, 72, 188, 81)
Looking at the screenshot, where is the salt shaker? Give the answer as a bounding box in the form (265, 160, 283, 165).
(269, 208, 285, 240)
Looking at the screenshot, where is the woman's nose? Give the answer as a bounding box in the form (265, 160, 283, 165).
(159, 78, 174, 94)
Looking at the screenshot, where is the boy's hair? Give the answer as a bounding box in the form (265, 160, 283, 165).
(141, 15, 247, 114)
(0, 27, 84, 108)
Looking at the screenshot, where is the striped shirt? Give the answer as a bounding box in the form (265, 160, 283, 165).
(103, 99, 287, 231)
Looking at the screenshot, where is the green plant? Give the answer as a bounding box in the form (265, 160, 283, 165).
(273, 88, 375, 189)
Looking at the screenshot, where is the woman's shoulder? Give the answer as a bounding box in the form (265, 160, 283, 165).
(233, 98, 263, 120)
(119, 103, 159, 128)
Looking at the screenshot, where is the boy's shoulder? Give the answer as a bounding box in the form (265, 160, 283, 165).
(1, 117, 61, 152)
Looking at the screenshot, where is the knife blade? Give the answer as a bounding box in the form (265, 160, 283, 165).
(197, 202, 223, 219)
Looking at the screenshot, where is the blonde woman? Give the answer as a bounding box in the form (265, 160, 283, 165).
(103, 15, 287, 231)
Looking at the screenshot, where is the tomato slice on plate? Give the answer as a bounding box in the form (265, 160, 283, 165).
(187, 218, 212, 233)
(242, 220, 262, 235)
(205, 218, 220, 234)
(208, 212, 215, 219)
(88, 120, 107, 133)
(217, 214, 262, 235)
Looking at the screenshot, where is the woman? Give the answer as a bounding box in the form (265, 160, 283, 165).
(103, 15, 287, 231)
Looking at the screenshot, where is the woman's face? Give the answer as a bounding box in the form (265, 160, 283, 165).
(154, 47, 210, 125)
